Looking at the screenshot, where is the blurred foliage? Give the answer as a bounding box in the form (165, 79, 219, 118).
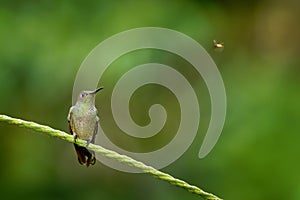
(0, 0, 300, 200)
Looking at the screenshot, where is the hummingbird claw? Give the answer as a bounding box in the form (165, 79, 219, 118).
(86, 139, 91, 147)
(74, 135, 78, 143)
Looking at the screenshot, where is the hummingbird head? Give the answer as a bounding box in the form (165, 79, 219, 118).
(76, 87, 104, 106)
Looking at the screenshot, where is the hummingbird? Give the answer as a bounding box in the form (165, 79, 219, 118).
(213, 39, 224, 52)
(67, 87, 103, 167)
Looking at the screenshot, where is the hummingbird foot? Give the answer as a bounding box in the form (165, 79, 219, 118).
(86, 139, 92, 147)
(73, 135, 78, 143)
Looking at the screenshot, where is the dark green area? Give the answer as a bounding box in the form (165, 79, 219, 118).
(0, 0, 300, 200)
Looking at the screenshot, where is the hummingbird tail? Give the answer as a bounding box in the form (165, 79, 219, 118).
(74, 144, 96, 167)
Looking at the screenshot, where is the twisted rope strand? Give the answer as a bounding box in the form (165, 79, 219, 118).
(0, 114, 222, 200)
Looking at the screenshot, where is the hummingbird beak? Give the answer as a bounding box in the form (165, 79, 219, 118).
(90, 87, 104, 94)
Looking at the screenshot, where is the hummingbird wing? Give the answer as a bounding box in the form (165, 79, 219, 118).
(67, 107, 79, 140)
(90, 116, 99, 144)
(67, 107, 74, 136)
(85, 117, 99, 166)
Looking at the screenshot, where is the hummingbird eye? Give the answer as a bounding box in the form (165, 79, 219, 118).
(80, 93, 87, 98)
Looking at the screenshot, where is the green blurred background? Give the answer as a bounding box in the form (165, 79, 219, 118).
(0, 0, 299, 199)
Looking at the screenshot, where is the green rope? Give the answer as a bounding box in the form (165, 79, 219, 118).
(0, 114, 222, 200)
